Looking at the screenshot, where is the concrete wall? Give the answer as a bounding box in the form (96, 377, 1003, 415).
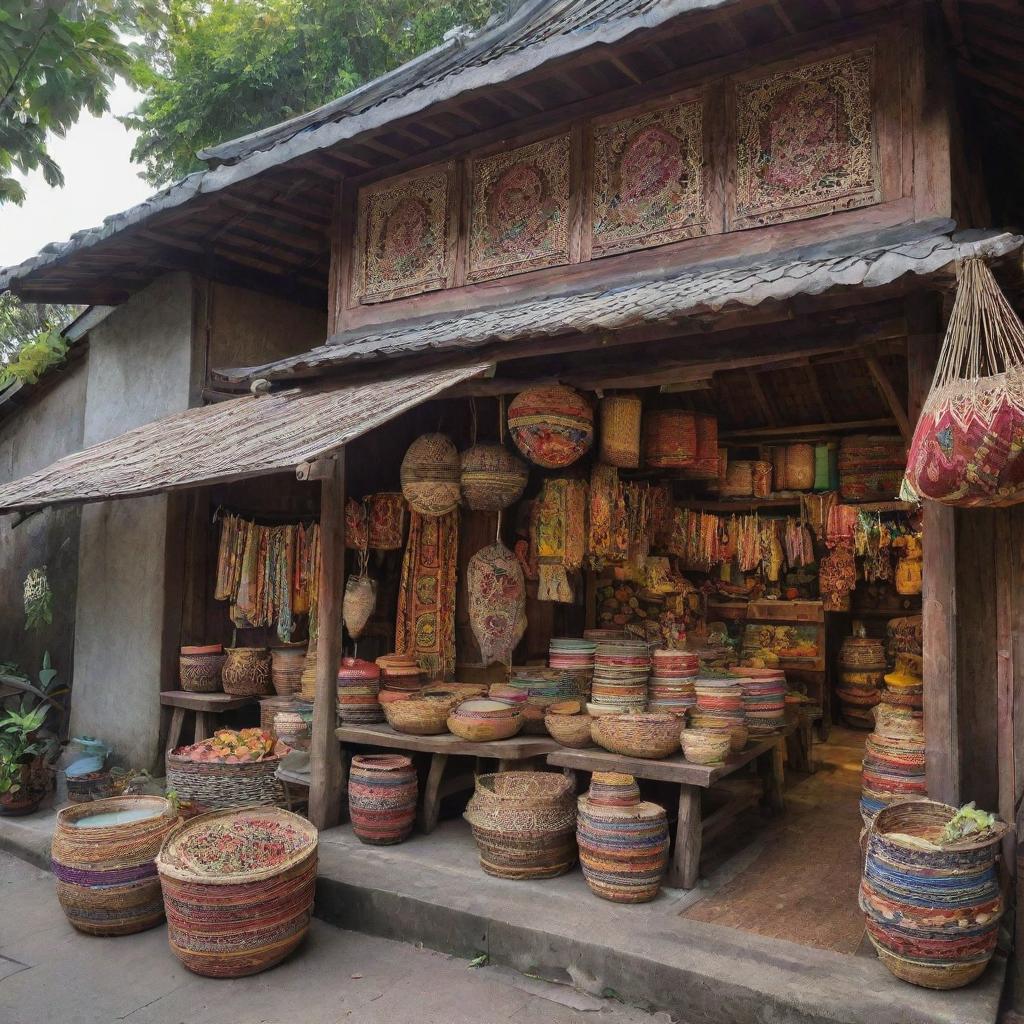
(71, 273, 196, 770)
(0, 361, 87, 689)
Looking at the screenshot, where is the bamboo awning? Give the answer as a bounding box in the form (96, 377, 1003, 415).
(0, 363, 489, 515)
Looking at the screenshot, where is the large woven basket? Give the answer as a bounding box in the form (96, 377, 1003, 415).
(591, 714, 681, 759)
(166, 749, 284, 811)
(179, 649, 225, 693)
(783, 443, 816, 490)
(642, 409, 697, 468)
(841, 637, 887, 670)
(349, 755, 417, 845)
(52, 796, 178, 936)
(222, 647, 272, 697)
(720, 460, 754, 498)
(464, 772, 577, 880)
(270, 646, 306, 696)
(401, 433, 461, 516)
(383, 693, 459, 735)
(508, 384, 593, 469)
(460, 444, 528, 511)
(599, 394, 643, 468)
(157, 806, 317, 978)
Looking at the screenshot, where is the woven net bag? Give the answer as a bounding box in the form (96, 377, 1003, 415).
(904, 259, 1024, 507)
(342, 573, 377, 640)
(599, 395, 643, 468)
(401, 433, 461, 516)
(460, 444, 528, 510)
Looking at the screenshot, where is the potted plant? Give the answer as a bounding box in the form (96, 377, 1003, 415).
(0, 701, 48, 815)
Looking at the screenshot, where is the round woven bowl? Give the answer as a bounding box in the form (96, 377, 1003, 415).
(157, 806, 317, 978)
(681, 727, 731, 765)
(384, 693, 458, 735)
(222, 647, 272, 697)
(447, 699, 523, 742)
(401, 433, 461, 516)
(349, 755, 417, 846)
(460, 443, 529, 511)
(521, 696, 560, 735)
(52, 796, 178, 936)
(592, 714, 681, 759)
(587, 772, 641, 807)
(545, 711, 595, 748)
(179, 650, 226, 693)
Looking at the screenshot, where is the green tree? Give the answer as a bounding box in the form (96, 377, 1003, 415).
(0, 1, 139, 204)
(0, 294, 78, 385)
(125, 0, 495, 187)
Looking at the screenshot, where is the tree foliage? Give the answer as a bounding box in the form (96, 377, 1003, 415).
(0, 294, 78, 386)
(125, 0, 496, 186)
(0, 1, 138, 205)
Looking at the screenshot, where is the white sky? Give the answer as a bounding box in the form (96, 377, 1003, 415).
(0, 80, 154, 269)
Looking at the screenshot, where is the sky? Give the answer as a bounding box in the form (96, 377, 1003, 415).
(0, 80, 155, 270)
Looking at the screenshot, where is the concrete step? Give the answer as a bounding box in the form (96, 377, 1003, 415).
(314, 821, 1005, 1024)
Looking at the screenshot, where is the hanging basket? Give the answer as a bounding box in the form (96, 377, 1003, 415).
(508, 385, 593, 468)
(401, 433, 461, 516)
(599, 395, 643, 468)
(343, 574, 377, 640)
(460, 444, 528, 511)
(642, 409, 697, 468)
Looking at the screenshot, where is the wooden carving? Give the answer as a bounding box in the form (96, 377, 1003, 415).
(352, 163, 457, 303)
(467, 134, 573, 283)
(590, 96, 706, 257)
(733, 49, 879, 228)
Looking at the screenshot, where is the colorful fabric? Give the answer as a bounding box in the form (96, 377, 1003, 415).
(467, 542, 527, 667)
(591, 98, 706, 256)
(345, 499, 368, 551)
(396, 510, 458, 680)
(588, 464, 628, 565)
(367, 492, 406, 549)
(532, 478, 588, 603)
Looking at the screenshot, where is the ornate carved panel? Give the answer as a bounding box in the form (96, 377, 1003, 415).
(467, 134, 573, 284)
(590, 96, 706, 257)
(352, 163, 457, 303)
(733, 49, 879, 228)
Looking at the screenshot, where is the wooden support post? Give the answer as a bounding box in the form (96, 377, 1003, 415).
(309, 448, 345, 830)
(419, 753, 449, 834)
(671, 786, 702, 890)
(995, 511, 1017, 891)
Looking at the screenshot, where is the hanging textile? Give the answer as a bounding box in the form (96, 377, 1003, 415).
(801, 491, 837, 543)
(467, 542, 527, 667)
(396, 509, 459, 680)
(345, 499, 368, 551)
(532, 478, 588, 603)
(588, 464, 628, 565)
(367, 493, 407, 550)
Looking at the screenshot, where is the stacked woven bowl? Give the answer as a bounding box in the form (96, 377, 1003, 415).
(691, 675, 745, 748)
(376, 654, 423, 702)
(577, 772, 669, 903)
(838, 638, 886, 729)
(588, 637, 650, 717)
(647, 649, 698, 717)
(735, 669, 787, 735)
(548, 638, 596, 699)
(336, 657, 384, 724)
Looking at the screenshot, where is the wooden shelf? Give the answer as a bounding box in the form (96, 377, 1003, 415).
(673, 496, 914, 514)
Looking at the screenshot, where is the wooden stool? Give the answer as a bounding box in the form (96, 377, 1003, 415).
(161, 690, 255, 753)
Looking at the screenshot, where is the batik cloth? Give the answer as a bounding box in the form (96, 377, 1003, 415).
(588, 464, 628, 565)
(367, 493, 407, 550)
(467, 543, 527, 667)
(532, 478, 588, 603)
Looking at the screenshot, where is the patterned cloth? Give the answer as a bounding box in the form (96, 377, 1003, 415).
(467, 543, 527, 668)
(588, 464, 628, 565)
(396, 510, 458, 680)
(367, 493, 406, 550)
(532, 478, 588, 603)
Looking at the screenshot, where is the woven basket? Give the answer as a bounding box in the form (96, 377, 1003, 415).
(342, 574, 377, 640)
(52, 796, 178, 936)
(841, 637, 887, 670)
(545, 712, 594, 748)
(349, 755, 417, 845)
(270, 646, 306, 697)
(783, 444, 816, 490)
(751, 460, 773, 498)
(259, 695, 295, 739)
(591, 714, 681, 759)
(401, 433, 461, 516)
(460, 444, 528, 511)
(599, 395, 643, 468)
(464, 772, 577, 880)
(166, 750, 284, 811)
(157, 806, 317, 978)
(687, 413, 720, 476)
(681, 727, 731, 765)
(179, 650, 225, 693)
(720, 460, 754, 498)
(222, 647, 272, 697)
(642, 409, 697, 468)
(508, 384, 593, 469)
(447, 699, 523, 741)
(383, 693, 458, 735)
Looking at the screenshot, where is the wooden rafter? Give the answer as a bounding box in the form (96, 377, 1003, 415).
(746, 369, 777, 427)
(802, 362, 832, 422)
(863, 352, 913, 442)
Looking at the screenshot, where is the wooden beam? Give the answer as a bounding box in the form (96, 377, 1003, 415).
(864, 352, 913, 443)
(747, 369, 778, 427)
(803, 363, 831, 421)
(720, 417, 898, 440)
(309, 449, 345, 829)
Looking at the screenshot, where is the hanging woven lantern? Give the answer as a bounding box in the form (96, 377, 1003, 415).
(460, 444, 528, 511)
(508, 385, 593, 469)
(467, 543, 527, 667)
(400, 433, 461, 516)
(642, 410, 697, 468)
(599, 395, 643, 468)
(342, 574, 377, 640)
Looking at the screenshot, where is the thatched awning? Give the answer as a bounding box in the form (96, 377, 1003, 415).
(0, 363, 488, 515)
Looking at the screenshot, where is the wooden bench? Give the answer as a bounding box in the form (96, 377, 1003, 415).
(547, 726, 793, 890)
(161, 690, 256, 753)
(336, 722, 559, 832)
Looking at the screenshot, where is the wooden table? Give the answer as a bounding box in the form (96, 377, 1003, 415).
(547, 727, 792, 890)
(336, 722, 559, 832)
(161, 690, 255, 753)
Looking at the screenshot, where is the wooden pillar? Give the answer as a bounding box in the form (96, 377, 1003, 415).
(907, 293, 960, 805)
(309, 450, 345, 829)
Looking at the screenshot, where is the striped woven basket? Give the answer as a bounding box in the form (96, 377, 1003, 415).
(599, 394, 643, 468)
(157, 806, 317, 978)
(401, 433, 461, 516)
(642, 409, 697, 468)
(166, 750, 284, 811)
(349, 755, 418, 845)
(51, 796, 178, 936)
(841, 637, 887, 670)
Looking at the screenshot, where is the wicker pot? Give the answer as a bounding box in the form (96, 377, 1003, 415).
(270, 646, 306, 697)
(464, 772, 577, 880)
(166, 750, 283, 811)
(545, 712, 595, 748)
(447, 699, 523, 742)
(348, 754, 418, 845)
(460, 444, 529, 511)
(222, 647, 272, 697)
(642, 409, 697, 468)
(521, 696, 560, 735)
(591, 714, 681, 759)
(508, 385, 593, 469)
(179, 648, 225, 693)
(337, 658, 384, 724)
(783, 444, 816, 490)
(681, 727, 731, 765)
(401, 433, 461, 516)
(577, 794, 669, 904)
(383, 693, 458, 735)
(259, 695, 295, 740)
(860, 800, 1008, 990)
(599, 394, 643, 468)
(157, 807, 317, 978)
(841, 637, 887, 670)
(720, 460, 754, 498)
(52, 796, 177, 936)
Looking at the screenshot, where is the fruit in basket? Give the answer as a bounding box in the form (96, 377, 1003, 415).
(179, 728, 274, 763)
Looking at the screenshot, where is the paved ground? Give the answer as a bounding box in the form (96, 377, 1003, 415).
(0, 850, 664, 1024)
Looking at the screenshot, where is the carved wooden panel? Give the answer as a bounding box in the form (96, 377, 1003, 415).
(732, 49, 879, 228)
(467, 134, 573, 284)
(590, 96, 707, 257)
(352, 163, 458, 303)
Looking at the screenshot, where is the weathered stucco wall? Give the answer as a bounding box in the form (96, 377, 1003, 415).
(71, 273, 196, 770)
(0, 361, 87, 690)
